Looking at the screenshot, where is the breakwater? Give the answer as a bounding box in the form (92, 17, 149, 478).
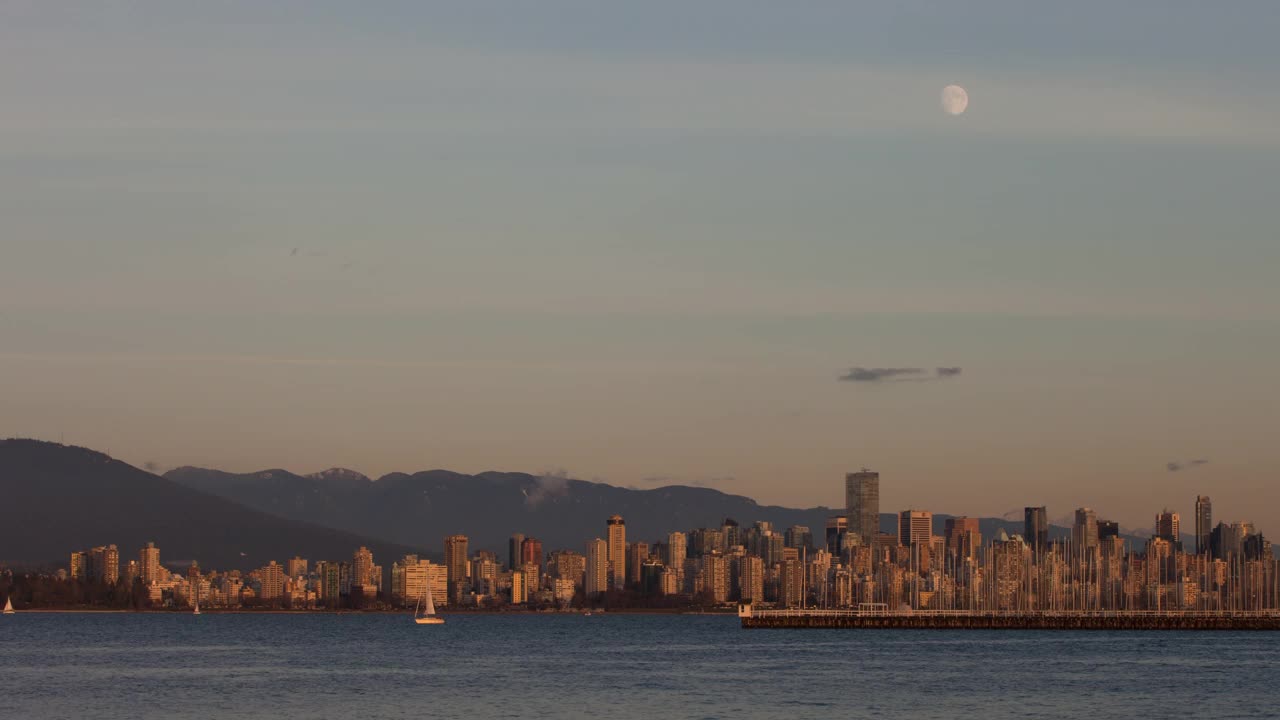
(738, 608, 1280, 630)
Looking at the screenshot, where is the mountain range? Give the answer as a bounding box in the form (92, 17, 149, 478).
(1, 440, 1158, 569)
(0, 440, 422, 570)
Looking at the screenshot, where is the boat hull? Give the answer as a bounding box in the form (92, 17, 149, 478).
(414, 617, 445, 625)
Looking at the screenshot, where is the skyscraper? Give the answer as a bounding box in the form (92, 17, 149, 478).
(627, 542, 649, 585)
(666, 531, 687, 588)
(139, 542, 161, 585)
(352, 546, 375, 588)
(1072, 508, 1098, 550)
(287, 556, 308, 579)
(1155, 510, 1180, 544)
(1195, 496, 1212, 555)
(606, 514, 626, 590)
(845, 470, 880, 546)
(898, 510, 933, 547)
(825, 516, 848, 556)
(944, 517, 980, 560)
(444, 535, 469, 602)
(508, 533, 525, 572)
(585, 538, 609, 595)
(1024, 507, 1048, 554)
(520, 537, 543, 574)
(259, 561, 285, 600)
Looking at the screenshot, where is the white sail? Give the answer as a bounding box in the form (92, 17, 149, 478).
(2, 597, 13, 614)
(414, 579, 444, 625)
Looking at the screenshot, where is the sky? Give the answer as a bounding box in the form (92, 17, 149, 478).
(2, 1, 1278, 535)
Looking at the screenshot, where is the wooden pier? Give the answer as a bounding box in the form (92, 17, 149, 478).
(738, 607, 1280, 630)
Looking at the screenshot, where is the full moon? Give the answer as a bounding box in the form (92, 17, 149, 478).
(941, 84, 969, 116)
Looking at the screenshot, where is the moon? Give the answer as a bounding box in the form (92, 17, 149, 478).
(941, 84, 969, 116)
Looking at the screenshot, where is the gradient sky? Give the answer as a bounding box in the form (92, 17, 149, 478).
(3, 2, 1278, 535)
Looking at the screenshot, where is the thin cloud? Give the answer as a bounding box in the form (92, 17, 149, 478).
(839, 367, 962, 383)
(1168, 458, 1210, 472)
(526, 469, 571, 508)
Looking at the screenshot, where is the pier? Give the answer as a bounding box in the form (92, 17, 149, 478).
(738, 606, 1280, 630)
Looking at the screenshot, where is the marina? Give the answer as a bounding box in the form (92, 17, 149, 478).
(738, 605, 1280, 630)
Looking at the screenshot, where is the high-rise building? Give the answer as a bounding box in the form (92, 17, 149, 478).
(508, 534, 525, 572)
(627, 542, 649, 585)
(845, 471, 880, 546)
(1155, 510, 1180, 544)
(123, 560, 139, 587)
(549, 550, 586, 590)
(510, 567, 527, 604)
(352, 546, 376, 589)
(702, 553, 729, 603)
(1195, 496, 1213, 555)
(519, 537, 543, 574)
(665, 531, 687, 588)
(784, 526, 813, 552)
(607, 514, 626, 589)
(139, 542, 161, 585)
(444, 535, 470, 601)
(585, 538, 609, 595)
(721, 518, 741, 549)
(739, 556, 765, 603)
(780, 559, 805, 608)
(259, 561, 285, 600)
(898, 510, 933, 547)
(69, 551, 85, 580)
(944, 517, 980, 560)
(1024, 507, 1048, 554)
(1072, 508, 1098, 550)
(1098, 520, 1120, 539)
(825, 516, 848, 556)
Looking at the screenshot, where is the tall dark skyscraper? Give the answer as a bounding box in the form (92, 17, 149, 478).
(845, 470, 880, 546)
(508, 533, 525, 572)
(1024, 507, 1048, 553)
(1195, 496, 1212, 555)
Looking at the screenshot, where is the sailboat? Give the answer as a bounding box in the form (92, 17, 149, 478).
(414, 581, 444, 625)
(192, 599, 201, 616)
(3, 596, 14, 614)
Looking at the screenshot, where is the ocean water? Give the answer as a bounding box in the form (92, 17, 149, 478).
(1, 613, 1277, 719)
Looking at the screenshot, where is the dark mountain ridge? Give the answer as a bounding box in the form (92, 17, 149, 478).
(0, 440, 423, 571)
(163, 464, 1160, 554)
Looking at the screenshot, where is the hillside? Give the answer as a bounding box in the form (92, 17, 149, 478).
(0, 440, 423, 571)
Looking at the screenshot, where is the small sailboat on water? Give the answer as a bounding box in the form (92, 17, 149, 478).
(193, 599, 201, 616)
(3, 596, 14, 614)
(414, 581, 444, 625)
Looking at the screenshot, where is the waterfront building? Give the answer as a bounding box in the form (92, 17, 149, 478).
(508, 533, 525, 572)
(259, 561, 285, 600)
(548, 550, 585, 590)
(702, 552, 729, 603)
(444, 534, 470, 602)
(659, 567, 679, 596)
(780, 559, 804, 608)
(510, 567, 527, 604)
(123, 560, 139, 588)
(518, 537, 542, 574)
(665, 532, 687, 588)
(627, 542, 649, 585)
(1195, 496, 1212, 555)
(640, 560, 665, 594)
(69, 551, 85, 581)
(352, 546, 375, 588)
(139, 542, 161, 585)
(585, 538, 609, 595)
(287, 556, 307, 579)
(845, 470, 880, 546)
(470, 555, 500, 596)
(607, 514, 626, 589)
